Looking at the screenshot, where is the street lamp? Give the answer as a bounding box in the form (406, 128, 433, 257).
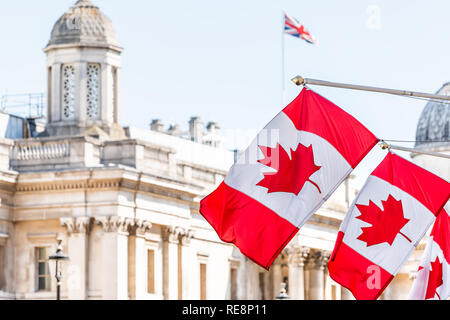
(49, 239, 70, 300)
(275, 282, 291, 300)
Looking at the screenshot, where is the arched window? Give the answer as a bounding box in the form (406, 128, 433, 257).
(87, 64, 100, 120)
(62, 64, 75, 120)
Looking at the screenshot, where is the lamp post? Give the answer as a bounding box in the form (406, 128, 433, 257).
(49, 239, 70, 300)
(275, 282, 291, 300)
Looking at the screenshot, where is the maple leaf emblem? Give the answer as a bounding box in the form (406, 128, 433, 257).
(356, 195, 412, 247)
(256, 143, 321, 195)
(425, 256, 444, 300)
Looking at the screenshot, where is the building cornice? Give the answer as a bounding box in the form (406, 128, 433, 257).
(43, 43, 124, 54)
(14, 166, 205, 199)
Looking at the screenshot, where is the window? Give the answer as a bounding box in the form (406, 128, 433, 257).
(147, 250, 155, 294)
(331, 284, 337, 300)
(36, 247, 51, 291)
(0, 246, 5, 290)
(259, 272, 265, 300)
(62, 64, 75, 120)
(200, 263, 207, 300)
(87, 64, 100, 119)
(230, 268, 237, 300)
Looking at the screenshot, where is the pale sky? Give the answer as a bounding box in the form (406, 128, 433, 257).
(0, 0, 449, 186)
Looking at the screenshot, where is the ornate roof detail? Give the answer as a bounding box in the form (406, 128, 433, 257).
(45, 0, 121, 51)
(415, 83, 450, 148)
(74, 0, 96, 7)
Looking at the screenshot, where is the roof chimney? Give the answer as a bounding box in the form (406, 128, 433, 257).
(150, 119, 164, 132)
(206, 122, 220, 134)
(189, 117, 204, 143)
(203, 121, 223, 148)
(167, 123, 183, 137)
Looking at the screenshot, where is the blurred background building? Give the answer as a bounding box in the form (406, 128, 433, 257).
(0, 0, 447, 300)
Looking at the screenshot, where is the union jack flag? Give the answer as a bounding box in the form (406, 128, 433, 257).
(284, 12, 317, 44)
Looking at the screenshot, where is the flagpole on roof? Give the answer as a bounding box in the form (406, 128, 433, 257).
(291, 76, 450, 102)
(281, 11, 287, 107)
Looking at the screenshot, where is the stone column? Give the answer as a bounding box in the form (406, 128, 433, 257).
(75, 62, 87, 124)
(308, 250, 330, 300)
(113, 67, 120, 124)
(162, 226, 183, 300)
(272, 256, 283, 299)
(179, 229, 194, 300)
(287, 246, 310, 300)
(50, 63, 62, 122)
(323, 252, 333, 300)
(101, 63, 111, 124)
(60, 217, 92, 300)
(96, 216, 133, 300)
(128, 219, 152, 300)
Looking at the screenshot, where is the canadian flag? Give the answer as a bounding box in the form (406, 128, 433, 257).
(328, 152, 450, 300)
(200, 88, 378, 269)
(409, 203, 450, 300)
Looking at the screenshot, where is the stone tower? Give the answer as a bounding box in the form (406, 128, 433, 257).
(43, 0, 124, 138)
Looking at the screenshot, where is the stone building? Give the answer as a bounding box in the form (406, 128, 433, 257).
(0, 0, 447, 300)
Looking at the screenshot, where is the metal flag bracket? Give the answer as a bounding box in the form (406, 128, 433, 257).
(290, 75, 450, 102)
(289, 76, 450, 160)
(379, 141, 450, 160)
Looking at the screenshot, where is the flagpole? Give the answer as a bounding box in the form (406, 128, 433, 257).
(379, 142, 450, 160)
(281, 11, 286, 107)
(291, 76, 450, 102)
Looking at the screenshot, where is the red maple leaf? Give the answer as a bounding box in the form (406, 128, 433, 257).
(256, 143, 321, 195)
(356, 195, 412, 247)
(425, 256, 444, 300)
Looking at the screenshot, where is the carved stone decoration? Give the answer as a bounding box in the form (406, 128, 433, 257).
(95, 216, 134, 234)
(287, 245, 310, 267)
(133, 219, 153, 237)
(62, 64, 76, 120)
(287, 246, 300, 265)
(60, 217, 93, 235)
(180, 229, 195, 246)
(310, 250, 331, 270)
(321, 251, 331, 269)
(86, 64, 100, 119)
(161, 226, 185, 244)
(299, 246, 311, 267)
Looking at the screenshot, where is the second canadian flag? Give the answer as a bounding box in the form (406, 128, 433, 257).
(328, 152, 450, 300)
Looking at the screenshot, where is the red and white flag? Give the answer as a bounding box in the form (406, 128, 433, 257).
(409, 203, 450, 300)
(200, 88, 378, 269)
(328, 152, 450, 300)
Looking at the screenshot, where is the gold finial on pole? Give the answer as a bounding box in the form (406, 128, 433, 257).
(379, 141, 390, 150)
(291, 76, 305, 86)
